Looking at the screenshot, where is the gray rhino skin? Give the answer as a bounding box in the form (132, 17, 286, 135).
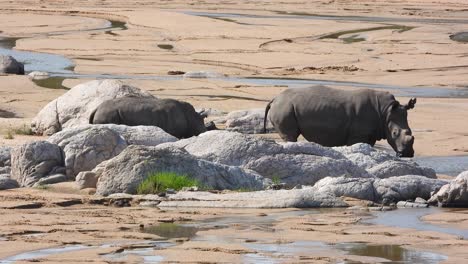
(264, 86, 416, 157)
(89, 97, 207, 139)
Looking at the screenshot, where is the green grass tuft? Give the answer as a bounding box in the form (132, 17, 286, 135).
(3, 130, 14, 140)
(13, 125, 34, 135)
(137, 171, 200, 194)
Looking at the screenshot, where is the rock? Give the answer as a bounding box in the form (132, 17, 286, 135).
(428, 171, 468, 207)
(31, 79, 155, 135)
(374, 175, 447, 202)
(158, 188, 347, 208)
(0, 55, 24, 75)
(224, 108, 274, 134)
(28, 71, 49, 80)
(0, 146, 11, 167)
(48, 126, 127, 178)
(414, 197, 428, 204)
(334, 143, 436, 178)
(10, 141, 65, 187)
(48, 125, 177, 179)
(165, 131, 369, 186)
(0, 175, 19, 190)
(396, 201, 429, 208)
(33, 174, 68, 186)
(311, 175, 447, 203)
(95, 145, 271, 196)
(76, 171, 99, 189)
(183, 71, 224, 79)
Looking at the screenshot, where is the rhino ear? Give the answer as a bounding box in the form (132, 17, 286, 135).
(198, 108, 208, 118)
(405, 98, 417, 110)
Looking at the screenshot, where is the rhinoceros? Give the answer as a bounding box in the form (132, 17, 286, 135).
(263, 86, 416, 157)
(89, 97, 208, 138)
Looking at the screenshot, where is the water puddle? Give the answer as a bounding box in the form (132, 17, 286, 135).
(413, 156, 468, 176)
(31, 76, 69, 90)
(0, 109, 17, 118)
(365, 207, 468, 239)
(450, 32, 468, 43)
(1, 245, 92, 263)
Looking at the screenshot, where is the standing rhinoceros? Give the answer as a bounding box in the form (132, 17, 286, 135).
(263, 86, 416, 157)
(89, 97, 208, 139)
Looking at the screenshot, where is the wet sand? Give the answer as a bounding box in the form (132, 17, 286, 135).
(1, 0, 468, 262)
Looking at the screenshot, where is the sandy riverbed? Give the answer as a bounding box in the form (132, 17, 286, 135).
(1, 0, 468, 262)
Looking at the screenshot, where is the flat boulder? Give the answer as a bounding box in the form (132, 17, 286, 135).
(0, 55, 24, 75)
(334, 143, 436, 178)
(0, 175, 19, 190)
(95, 145, 270, 196)
(10, 141, 65, 187)
(31, 79, 155, 135)
(429, 171, 468, 207)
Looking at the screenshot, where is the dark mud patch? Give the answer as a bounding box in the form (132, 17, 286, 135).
(450, 32, 468, 43)
(319, 25, 414, 43)
(143, 223, 199, 239)
(157, 44, 174, 50)
(0, 109, 18, 118)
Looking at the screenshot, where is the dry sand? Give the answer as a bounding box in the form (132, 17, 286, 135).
(1, 0, 468, 262)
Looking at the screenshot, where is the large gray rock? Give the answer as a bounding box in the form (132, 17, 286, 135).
(429, 171, 468, 207)
(159, 188, 347, 208)
(334, 143, 436, 178)
(223, 108, 274, 134)
(95, 145, 271, 196)
(48, 126, 127, 178)
(165, 131, 370, 186)
(312, 175, 447, 203)
(0, 146, 11, 167)
(0, 174, 19, 190)
(10, 141, 65, 187)
(48, 125, 178, 178)
(0, 55, 24, 75)
(31, 80, 155, 135)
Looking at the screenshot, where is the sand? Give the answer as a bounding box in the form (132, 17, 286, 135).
(1, 0, 468, 262)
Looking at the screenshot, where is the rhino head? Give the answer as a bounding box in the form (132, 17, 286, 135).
(386, 98, 416, 158)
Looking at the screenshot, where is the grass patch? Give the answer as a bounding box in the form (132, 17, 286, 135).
(3, 130, 14, 140)
(13, 125, 34, 135)
(137, 171, 200, 194)
(272, 175, 281, 185)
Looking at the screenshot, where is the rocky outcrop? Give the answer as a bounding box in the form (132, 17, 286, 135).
(95, 145, 271, 196)
(10, 141, 65, 187)
(31, 80, 155, 135)
(223, 108, 274, 134)
(0, 146, 11, 176)
(429, 171, 468, 207)
(0, 55, 24, 75)
(164, 131, 433, 186)
(48, 125, 178, 178)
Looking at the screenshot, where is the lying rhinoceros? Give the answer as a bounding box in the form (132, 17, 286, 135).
(263, 86, 416, 157)
(89, 97, 208, 138)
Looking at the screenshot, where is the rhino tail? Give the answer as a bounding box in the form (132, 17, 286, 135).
(89, 108, 97, 124)
(262, 99, 273, 134)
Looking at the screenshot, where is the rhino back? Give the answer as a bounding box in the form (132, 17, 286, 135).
(270, 86, 391, 146)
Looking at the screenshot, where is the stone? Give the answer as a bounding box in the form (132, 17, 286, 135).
(396, 201, 429, 208)
(165, 131, 370, 186)
(95, 145, 271, 196)
(28, 71, 49, 80)
(48, 126, 127, 178)
(224, 108, 274, 134)
(76, 171, 99, 190)
(334, 143, 436, 178)
(414, 197, 428, 204)
(0, 146, 11, 167)
(31, 79, 155, 135)
(10, 141, 65, 187)
(428, 171, 468, 207)
(33, 174, 68, 186)
(0, 55, 24, 75)
(158, 188, 347, 208)
(0, 175, 19, 190)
